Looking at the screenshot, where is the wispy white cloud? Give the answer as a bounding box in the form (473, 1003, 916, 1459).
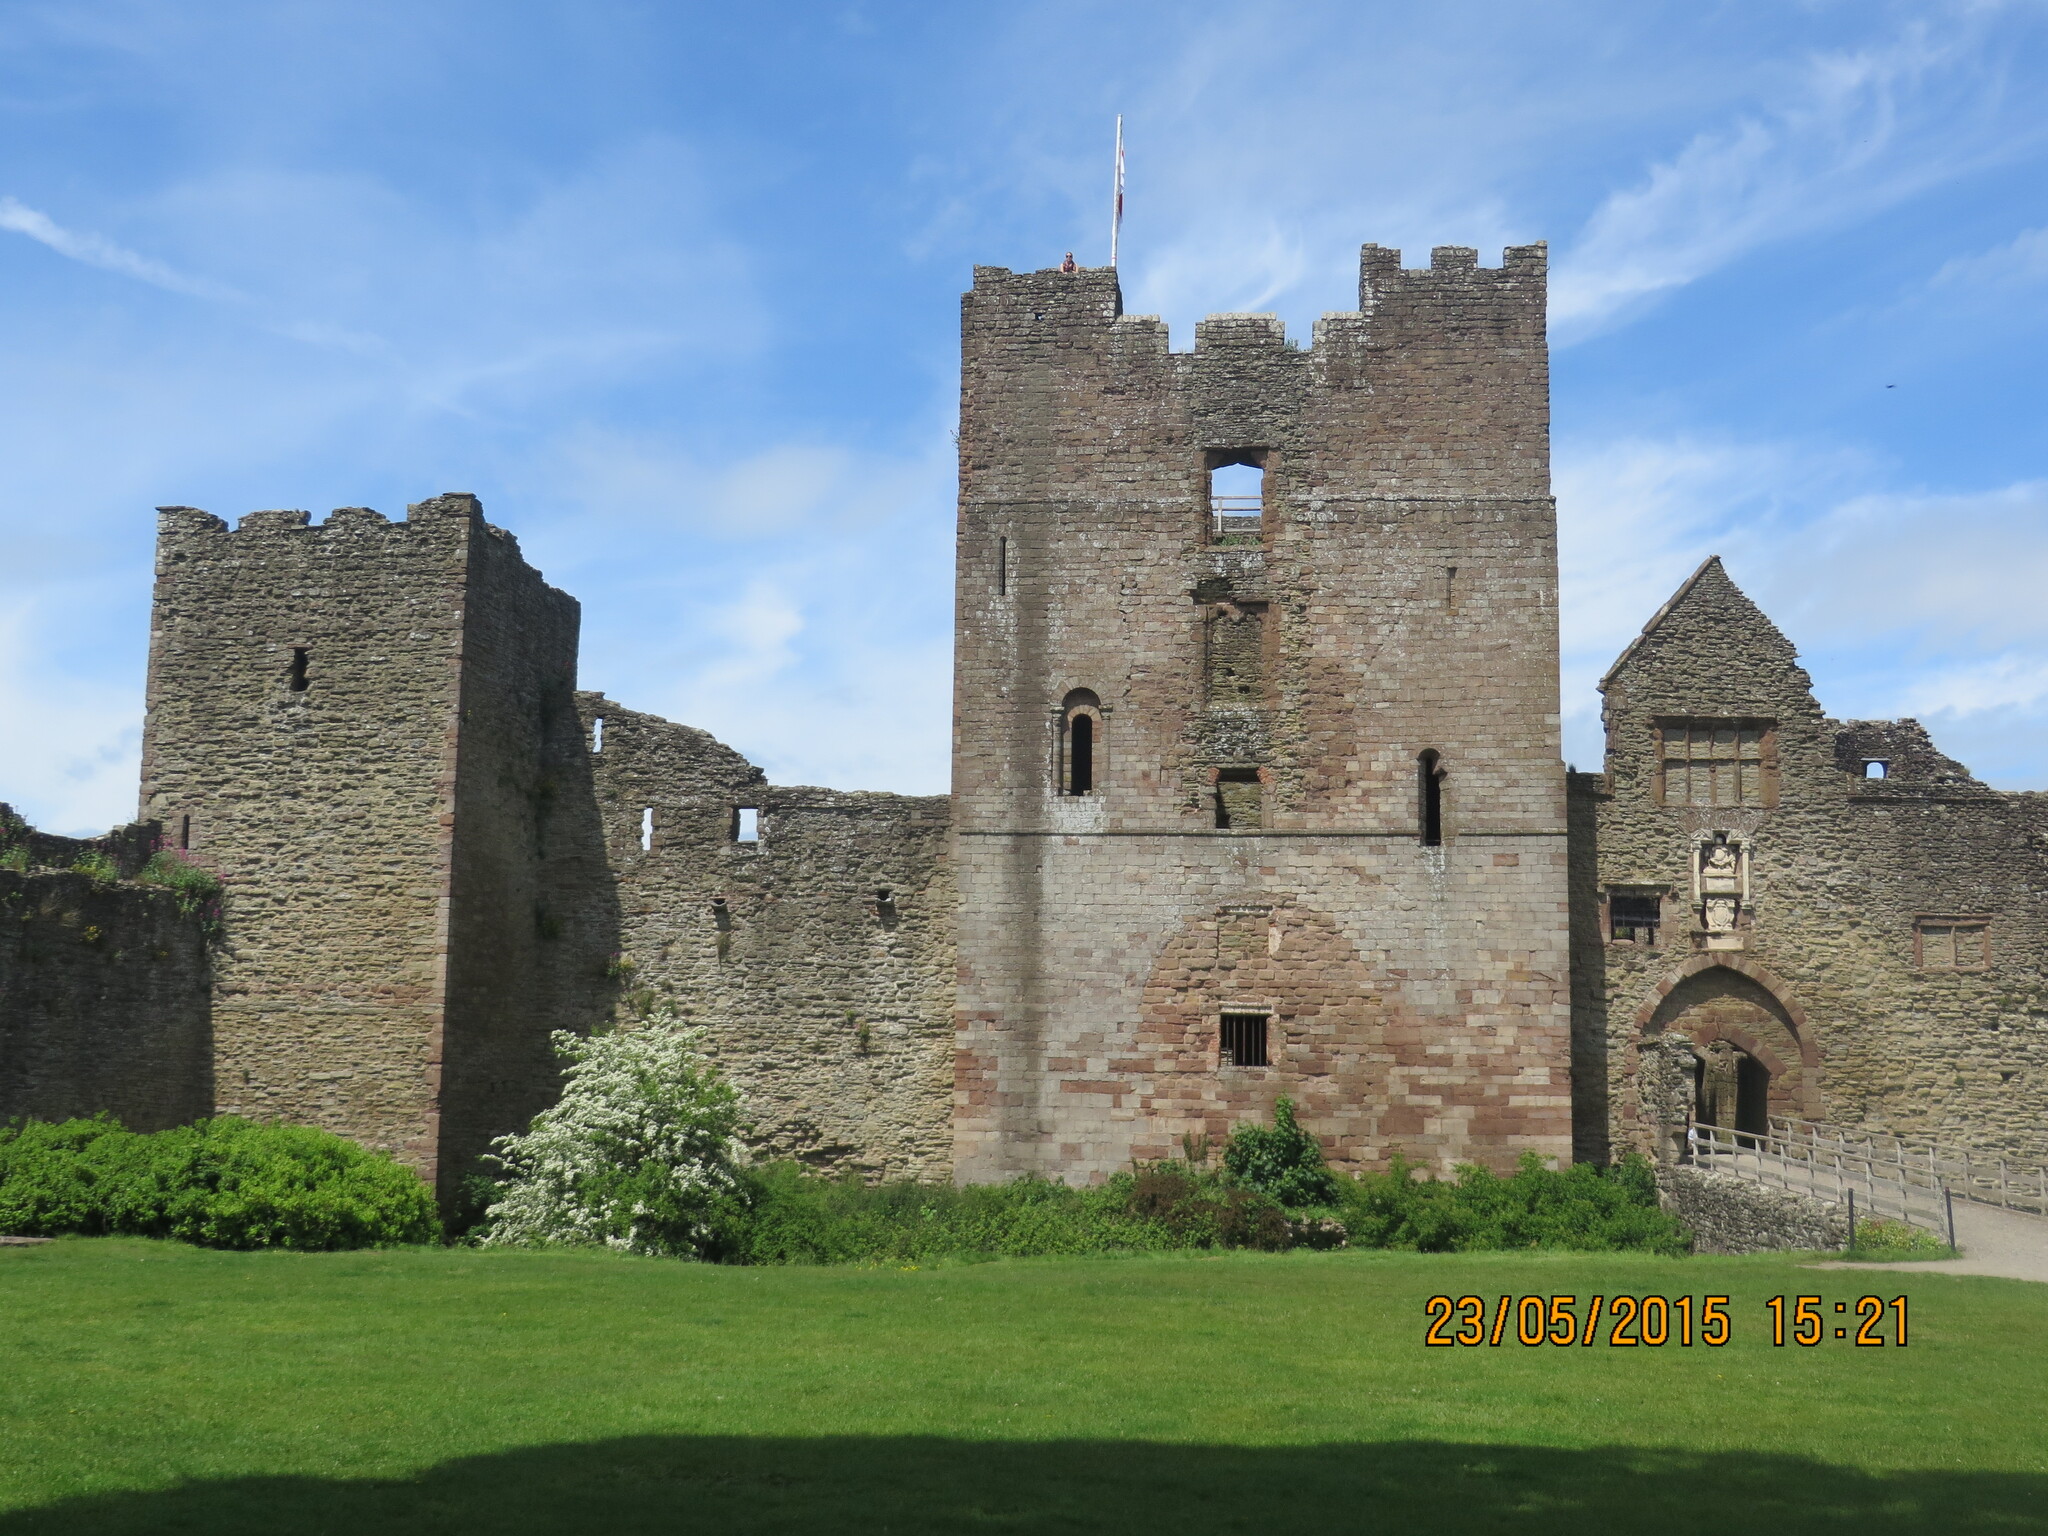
(1930, 225, 2048, 291)
(0, 196, 236, 300)
(1552, 21, 2022, 343)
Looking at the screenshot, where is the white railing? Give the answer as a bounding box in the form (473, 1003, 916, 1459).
(1685, 1121, 1954, 1240)
(1210, 496, 1263, 541)
(1767, 1116, 2046, 1218)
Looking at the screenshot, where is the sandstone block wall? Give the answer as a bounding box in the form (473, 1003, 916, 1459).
(953, 245, 1572, 1183)
(1573, 558, 2048, 1166)
(0, 808, 211, 1130)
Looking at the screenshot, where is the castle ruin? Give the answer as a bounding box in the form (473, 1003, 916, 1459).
(3, 238, 2042, 1195)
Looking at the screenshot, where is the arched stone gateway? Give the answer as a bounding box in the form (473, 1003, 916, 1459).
(1129, 902, 1388, 1171)
(1631, 959, 1819, 1152)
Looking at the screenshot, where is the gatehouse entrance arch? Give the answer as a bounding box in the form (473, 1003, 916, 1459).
(1635, 959, 1819, 1136)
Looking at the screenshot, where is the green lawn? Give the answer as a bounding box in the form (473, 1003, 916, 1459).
(1, 1239, 2043, 1534)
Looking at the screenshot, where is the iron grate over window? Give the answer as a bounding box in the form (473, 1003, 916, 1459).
(1609, 893, 1662, 945)
(1219, 1013, 1270, 1068)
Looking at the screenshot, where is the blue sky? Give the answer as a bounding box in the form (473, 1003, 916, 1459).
(5, 1, 2048, 832)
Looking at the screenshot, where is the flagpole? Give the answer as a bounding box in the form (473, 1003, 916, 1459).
(1110, 116, 1124, 268)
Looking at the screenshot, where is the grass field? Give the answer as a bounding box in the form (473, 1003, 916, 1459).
(1, 1239, 2044, 1533)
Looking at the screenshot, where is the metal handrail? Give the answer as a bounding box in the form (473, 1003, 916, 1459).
(1210, 496, 1264, 542)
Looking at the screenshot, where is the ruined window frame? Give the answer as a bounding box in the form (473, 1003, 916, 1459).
(1653, 718, 1779, 808)
(1914, 915, 1991, 973)
(1204, 447, 1269, 547)
(1604, 887, 1667, 947)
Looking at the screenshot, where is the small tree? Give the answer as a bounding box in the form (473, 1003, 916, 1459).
(1223, 1097, 1340, 1208)
(480, 1018, 747, 1258)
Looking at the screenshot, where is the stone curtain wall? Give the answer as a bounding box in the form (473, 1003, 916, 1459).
(1572, 558, 2048, 1165)
(952, 244, 1571, 1183)
(0, 808, 211, 1130)
(1657, 1166, 1848, 1255)
(137, 497, 602, 1196)
(578, 697, 955, 1179)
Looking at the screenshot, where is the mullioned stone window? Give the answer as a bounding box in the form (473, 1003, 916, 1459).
(1656, 719, 1777, 808)
(1916, 917, 1990, 972)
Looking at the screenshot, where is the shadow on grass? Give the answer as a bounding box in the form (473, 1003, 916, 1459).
(4, 1436, 2044, 1535)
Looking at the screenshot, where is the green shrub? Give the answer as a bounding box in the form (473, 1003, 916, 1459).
(721, 1158, 1295, 1266)
(136, 849, 223, 919)
(68, 850, 119, 884)
(1336, 1152, 1690, 1255)
(1223, 1097, 1340, 1207)
(0, 844, 27, 873)
(0, 1116, 440, 1249)
(1848, 1217, 1951, 1258)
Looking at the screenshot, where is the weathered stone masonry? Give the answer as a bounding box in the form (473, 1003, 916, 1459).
(951, 245, 1574, 1183)
(1572, 557, 2048, 1167)
(5, 236, 2042, 1192)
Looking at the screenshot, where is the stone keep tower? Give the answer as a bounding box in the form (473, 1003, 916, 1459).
(951, 243, 1572, 1182)
(139, 495, 615, 1197)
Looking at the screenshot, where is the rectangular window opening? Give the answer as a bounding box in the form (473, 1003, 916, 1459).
(1219, 1012, 1270, 1068)
(1208, 456, 1266, 544)
(1657, 719, 1776, 807)
(592, 716, 605, 753)
(287, 647, 310, 693)
(1609, 891, 1661, 946)
(734, 807, 760, 844)
(639, 807, 654, 852)
(178, 815, 191, 851)
(997, 536, 1008, 597)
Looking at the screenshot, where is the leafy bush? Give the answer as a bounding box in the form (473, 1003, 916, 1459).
(0, 844, 27, 873)
(479, 1019, 749, 1258)
(1223, 1097, 1340, 1207)
(0, 1115, 440, 1249)
(1336, 1152, 1690, 1255)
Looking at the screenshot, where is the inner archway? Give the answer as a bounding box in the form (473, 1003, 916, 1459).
(1645, 964, 1808, 1126)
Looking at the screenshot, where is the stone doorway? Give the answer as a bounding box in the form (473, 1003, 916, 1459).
(1693, 1039, 1769, 1138)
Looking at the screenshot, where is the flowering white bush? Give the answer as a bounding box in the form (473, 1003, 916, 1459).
(479, 1018, 747, 1258)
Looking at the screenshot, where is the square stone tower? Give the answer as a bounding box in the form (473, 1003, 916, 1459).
(951, 244, 1572, 1181)
(139, 495, 615, 1197)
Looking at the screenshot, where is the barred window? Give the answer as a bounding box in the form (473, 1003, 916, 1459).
(1219, 1013, 1270, 1068)
(1658, 720, 1774, 807)
(1608, 892, 1662, 946)
(1917, 918, 1989, 972)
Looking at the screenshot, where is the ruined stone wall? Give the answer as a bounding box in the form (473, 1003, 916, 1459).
(137, 496, 600, 1194)
(577, 697, 955, 1178)
(953, 244, 1571, 1184)
(1573, 558, 2048, 1166)
(0, 808, 211, 1130)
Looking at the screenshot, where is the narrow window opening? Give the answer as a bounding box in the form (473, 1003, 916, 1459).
(592, 717, 605, 753)
(639, 807, 654, 852)
(1069, 714, 1094, 794)
(1060, 689, 1102, 796)
(735, 807, 760, 843)
(997, 536, 1008, 597)
(1445, 566, 1458, 612)
(1219, 1013, 1270, 1068)
(1208, 458, 1265, 544)
(1863, 759, 1887, 779)
(1418, 750, 1445, 846)
(287, 647, 310, 693)
(178, 815, 191, 851)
